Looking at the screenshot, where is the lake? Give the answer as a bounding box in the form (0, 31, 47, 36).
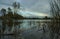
(0, 19, 58, 39)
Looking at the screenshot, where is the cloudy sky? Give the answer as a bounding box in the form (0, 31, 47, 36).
(0, 0, 51, 17)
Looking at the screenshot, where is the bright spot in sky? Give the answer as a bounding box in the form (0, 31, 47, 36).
(18, 10, 49, 18)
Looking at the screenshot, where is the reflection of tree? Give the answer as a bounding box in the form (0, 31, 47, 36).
(1, 19, 23, 34)
(1, 8, 6, 33)
(37, 21, 40, 30)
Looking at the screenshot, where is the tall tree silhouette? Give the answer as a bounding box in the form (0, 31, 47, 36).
(1, 8, 6, 33)
(49, 0, 60, 39)
(1, 8, 6, 16)
(50, 0, 60, 17)
(12, 2, 20, 14)
(7, 7, 13, 18)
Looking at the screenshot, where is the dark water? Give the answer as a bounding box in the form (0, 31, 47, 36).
(0, 19, 60, 39)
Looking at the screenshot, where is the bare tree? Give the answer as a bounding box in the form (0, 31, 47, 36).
(12, 2, 20, 14)
(50, 0, 60, 17)
(49, 0, 60, 39)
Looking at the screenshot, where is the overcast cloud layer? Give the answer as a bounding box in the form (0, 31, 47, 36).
(0, 0, 51, 17)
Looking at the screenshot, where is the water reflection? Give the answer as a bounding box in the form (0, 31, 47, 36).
(1, 19, 22, 34)
(0, 19, 51, 39)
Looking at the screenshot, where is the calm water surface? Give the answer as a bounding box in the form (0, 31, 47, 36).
(0, 19, 52, 39)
